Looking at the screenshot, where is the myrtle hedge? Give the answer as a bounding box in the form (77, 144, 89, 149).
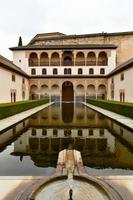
(0, 99, 49, 119)
(86, 99, 133, 119)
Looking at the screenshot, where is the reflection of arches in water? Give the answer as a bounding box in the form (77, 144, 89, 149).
(52, 104, 60, 120)
(60, 138, 74, 150)
(51, 138, 60, 151)
(86, 139, 96, 151)
(62, 81, 74, 102)
(29, 138, 39, 151)
(87, 109, 95, 120)
(74, 138, 85, 151)
(62, 103, 74, 123)
(97, 139, 107, 151)
(40, 138, 49, 151)
(76, 112, 84, 120)
(97, 113, 105, 120)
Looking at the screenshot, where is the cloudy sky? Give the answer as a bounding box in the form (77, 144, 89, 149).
(0, 0, 133, 59)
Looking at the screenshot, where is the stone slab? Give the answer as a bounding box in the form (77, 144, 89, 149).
(0, 102, 53, 132)
(83, 102, 133, 130)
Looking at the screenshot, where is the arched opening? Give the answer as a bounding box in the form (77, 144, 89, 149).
(29, 53, 38, 66)
(98, 52, 108, 66)
(62, 51, 73, 66)
(13, 92, 16, 102)
(40, 52, 49, 66)
(62, 81, 74, 102)
(51, 84, 60, 102)
(75, 52, 85, 66)
(98, 84, 106, 99)
(40, 85, 49, 99)
(76, 84, 85, 102)
(30, 85, 39, 100)
(87, 52, 96, 66)
(51, 52, 60, 66)
(87, 84, 96, 99)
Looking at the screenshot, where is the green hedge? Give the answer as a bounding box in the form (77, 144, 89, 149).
(86, 99, 133, 119)
(0, 99, 49, 119)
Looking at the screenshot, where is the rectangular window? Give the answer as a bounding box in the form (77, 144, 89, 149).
(42, 68, 47, 75)
(100, 68, 105, 74)
(12, 74, 16, 82)
(120, 73, 124, 81)
(53, 68, 57, 75)
(89, 68, 94, 75)
(31, 68, 36, 75)
(78, 68, 82, 74)
(22, 78, 25, 84)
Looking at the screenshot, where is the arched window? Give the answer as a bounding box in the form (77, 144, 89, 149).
(98, 52, 108, 66)
(87, 52, 96, 66)
(51, 52, 60, 66)
(29, 53, 38, 66)
(76, 52, 85, 66)
(31, 68, 36, 75)
(40, 52, 49, 66)
(42, 68, 47, 75)
(89, 68, 94, 74)
(78, 68, 82, 74)
(100, 68, 105, 74)
(53, 68, 58, 75)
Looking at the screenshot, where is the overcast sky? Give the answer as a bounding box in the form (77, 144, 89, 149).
(0, 0, 133, 59)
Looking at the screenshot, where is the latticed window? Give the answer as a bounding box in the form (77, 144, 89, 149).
(53, 68, 58, 74)
(120, 73, 124, 81)
(42, 68, 47, 75)
(100, 68, 105, 74)
(89, 68, 94, 74)
(78, 68, 82, 74)
(31, 68, 36, 75)
(12, 74, 16, 82)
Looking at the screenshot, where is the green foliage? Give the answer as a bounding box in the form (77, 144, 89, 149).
(0, 99, 49, 119)
(86, 99, 133, 119)
(18, 36, 22, 46)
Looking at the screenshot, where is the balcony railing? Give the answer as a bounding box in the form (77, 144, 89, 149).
(40, 62, 49, 66)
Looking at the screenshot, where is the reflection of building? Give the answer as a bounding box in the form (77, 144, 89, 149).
(12, 128, 115, 167)
(0, 31, 133, 103)
(0, 119, 29, 151)
(29, 103, 108, 127)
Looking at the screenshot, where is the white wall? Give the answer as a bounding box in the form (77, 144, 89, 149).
(0, 67, 29, 103)
(107, 67, 133, 102)
(12, 49, 116, 76)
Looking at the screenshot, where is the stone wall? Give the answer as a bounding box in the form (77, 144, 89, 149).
(34, 34, 133, 66)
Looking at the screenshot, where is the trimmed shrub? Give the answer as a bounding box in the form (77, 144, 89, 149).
(0, 99, 49, 119)
(86, 99, 133, 119)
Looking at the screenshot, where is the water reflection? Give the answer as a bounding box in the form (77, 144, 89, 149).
(62, 103, 74, 123)
(0, 103, 133, 175)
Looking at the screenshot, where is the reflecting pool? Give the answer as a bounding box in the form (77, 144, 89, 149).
(0, 103, 133, 175)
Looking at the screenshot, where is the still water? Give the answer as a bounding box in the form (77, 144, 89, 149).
(0, 103, 133, 175)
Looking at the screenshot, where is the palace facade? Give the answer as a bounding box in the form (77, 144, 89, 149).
(0, 31, 133, 103)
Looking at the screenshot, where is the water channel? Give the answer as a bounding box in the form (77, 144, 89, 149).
(0, 102, 133, 175)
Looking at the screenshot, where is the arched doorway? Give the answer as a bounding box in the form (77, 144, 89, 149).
(62, 81, 74, 102)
